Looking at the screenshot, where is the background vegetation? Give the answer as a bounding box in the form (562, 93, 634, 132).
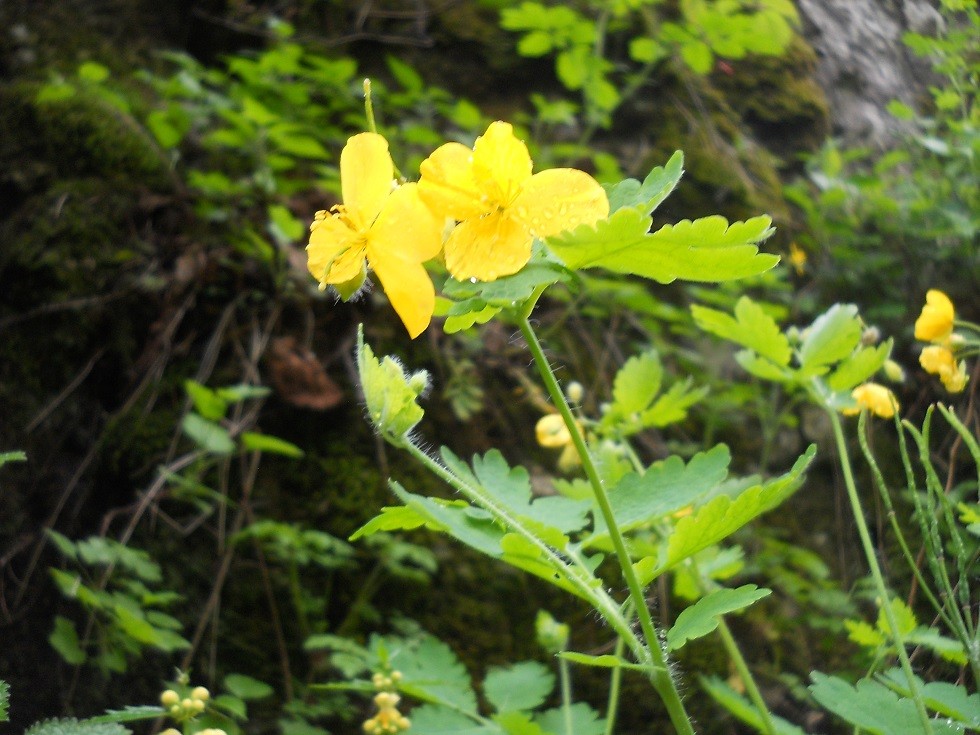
(0, 1, 976, 734)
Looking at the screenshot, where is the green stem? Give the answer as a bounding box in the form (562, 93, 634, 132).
(826, 408, 934, 734)
(559, 652, 574, 735)
(518, 315, 695, 735)
(402, 441, 644, 661)
(603, 636, 626, 735)
(363, 78, 377, 134)
(715, 618, 777, 735)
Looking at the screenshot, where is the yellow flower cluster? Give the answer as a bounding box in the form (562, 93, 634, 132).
(914, 290, 968, 393)
(363, 671, 409, 735)
(308, 122, 608, 338)
(160, 686, 209, 723)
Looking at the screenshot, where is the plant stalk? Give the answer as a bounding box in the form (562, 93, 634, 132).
(826, 408, 934, 734)
(518, 315, 695, 735)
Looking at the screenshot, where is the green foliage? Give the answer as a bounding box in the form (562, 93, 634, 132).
(25, 720, 130, 735)
(809, 672, 964, 735)
(0, 680, 9, 722)
(500, 0, 798, 127)
(46, 530, 188, 673)
(667, 585, 771, 650)
(548, 211, 778, 283)
(785, 2, 978, 327)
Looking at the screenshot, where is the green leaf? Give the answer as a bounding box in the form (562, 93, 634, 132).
(212, 694, 247, 719)
(484, 662, 554, 713)
(77, 62, 110, 83)
(667, 585, 771, 650)
(701, 677, 806, 735)
(495, 711, 547, 735)
(224, 673, 274, 699)
(558, 652, 648, 671)
(357, 327, 427, 443)
(809, 672, 931, 735)
(441, 254, 567, 308)
(239, 432, 304, 458)
(390, 483, 506, 557)
(0, 680, 7, 722)
(826, 340, 893, 391)
(26, 720, 129, 735)
(215, 384, 271, 402)
(535, 703, 606, 735)
(798, 304, 863, 371)
(442, 449, 591, 535)
(181, 413, 235, 455)
(879, 670, 980, 728)
(640, 446, 816, 580)
(184, 380, 229, 420)
(589, 445, 730, 543)
(518, 31, 553, 56)
(0, 450, 26, 468)
(378, 634, 478, 712)
(85, 707, 165, 724)
(349, 505, 433, 540)
(605, 152, 684, 215)
(548, 210, 778, 283)
(680, 39, 713, 73)
(50, 616, 86, 665)
(386, 55, 424, 92)
(407, 706, 490, 734)
(268, 203, 305, 244)
(609, 350, 663, 415)
(692, 297, 791, 366)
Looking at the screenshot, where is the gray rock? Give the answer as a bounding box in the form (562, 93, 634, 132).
(796, 0, 943, 147)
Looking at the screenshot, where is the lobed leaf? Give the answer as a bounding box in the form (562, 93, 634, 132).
(636, 446, 816, 581)
(548, 210, 778, 283)
(691, 297, 791, 366)
(667, 585, 771, 650)
(484, 662, 554, 714)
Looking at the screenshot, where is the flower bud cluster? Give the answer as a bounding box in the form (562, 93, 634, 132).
(160, 685, 210, 723)
(363, 671, 410, 735)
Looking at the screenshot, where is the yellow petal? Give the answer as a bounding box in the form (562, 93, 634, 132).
(919, 345, 955, 376)
(371, 247, 436, 339)
(914, 289, 954, 342)
(341, 133, 394, 227)
(370, 183, 443, 263)
(307, 213, 365, 284)
(471, 121, 532, 205)
(536, 414, 571, 448)
(418, 142, 487, 221)
(444, 211, 532, 282)
(367, 184, 441, 338)
(851, 383, 898, 419)
(511, 168, 609, 239)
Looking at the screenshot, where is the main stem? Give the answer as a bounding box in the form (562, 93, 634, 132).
(826, 409, 934, 734)
(518, 315, 695, 735)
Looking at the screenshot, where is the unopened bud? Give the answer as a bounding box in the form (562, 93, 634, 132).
(160, 690, 180, 707)
(882, 359, 905, 383)
(565, 381, 584, 404)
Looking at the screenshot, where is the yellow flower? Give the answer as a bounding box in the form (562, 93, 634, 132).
(536, 413, 572, 448)
(914, 289, 955, 343)
(788, 242, 807, 275)
(920, 345, 968, 393)
(307, 133, 442, 338)
(849, 383, 899, 418)
(418, 121, 609, 281)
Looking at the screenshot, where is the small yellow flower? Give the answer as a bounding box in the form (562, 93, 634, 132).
(536, 413, 572, 448)
(418, 121, 609, 281)
(307, 133, 442, 338)
(850, 383, 899, 419)
(788, 242, 807, 275)
(920, 345, 968, 393)
(914, 289, 955, 343)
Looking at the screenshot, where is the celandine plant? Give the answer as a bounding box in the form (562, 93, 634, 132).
(307, 84, 818, 735)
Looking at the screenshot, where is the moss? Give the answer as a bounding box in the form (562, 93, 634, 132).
(712, 38, 830, 158)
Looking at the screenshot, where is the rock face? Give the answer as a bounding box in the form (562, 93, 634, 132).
(796, 0, 943, 147)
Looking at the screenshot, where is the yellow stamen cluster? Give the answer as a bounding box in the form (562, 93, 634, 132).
(160, 685, 209, 722)
(363, 672, 409, 735)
